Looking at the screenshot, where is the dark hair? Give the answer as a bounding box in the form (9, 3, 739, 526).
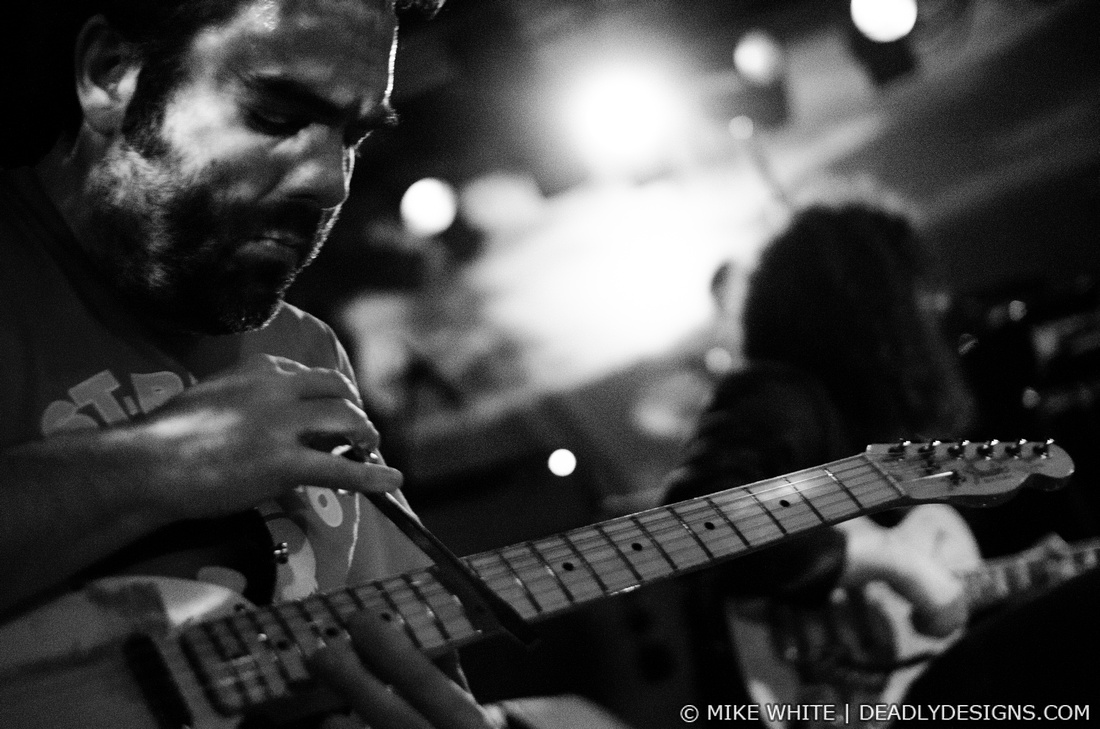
(741, 203, 976, 445)
(1, 0, 444, 167)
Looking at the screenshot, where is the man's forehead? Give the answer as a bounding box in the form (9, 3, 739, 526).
(210, 0, 397, 48)
(249, 0, 396, 33)
(189, 0, 398, 101)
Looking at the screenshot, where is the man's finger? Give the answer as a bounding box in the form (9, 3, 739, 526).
(296, 398, 381, 455)
(284, 451, 404, 494)
(310, 640, 435, 729)
(344, 611, 497, 729)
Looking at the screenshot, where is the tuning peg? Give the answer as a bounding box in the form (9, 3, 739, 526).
(1033, 438, 1055, 457)
(1005, 438, 1027, 457)
(947, 440, 969, 458)
(976, 439, 1000, 458)
(918, 440, 942, 456)
(888, 439, 911, 455)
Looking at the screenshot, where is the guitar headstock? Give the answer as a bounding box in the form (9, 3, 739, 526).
(866, 439, 1074, 507)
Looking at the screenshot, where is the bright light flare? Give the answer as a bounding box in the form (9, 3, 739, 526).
(548, 449, 577, 477)
(733, 31, 786, 86)
(850, 0, 918, 43)
(401, 178, 458, 237)
(564, 63, 688, 177)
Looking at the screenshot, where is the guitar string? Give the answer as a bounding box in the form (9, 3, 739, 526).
(203, 456, 902, 653)
(470, 496, 875, 609)
(187, 448, 1034, 703)
(194, 457, 892, 676)
(413, 445, 1041, 616)
(482, 445, 1047, 601)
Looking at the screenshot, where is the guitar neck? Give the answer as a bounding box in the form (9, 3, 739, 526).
(179, 453, 907, 715)
(963, 538, 1100, 612)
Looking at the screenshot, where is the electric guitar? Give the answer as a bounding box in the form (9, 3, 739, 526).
(729, 509, 1100, 729)
(0, 440, 1073, 729)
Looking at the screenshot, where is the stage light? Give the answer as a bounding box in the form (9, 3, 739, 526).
(850, 0, 918, 43)
(401, 178, 458, 237)
(728, 115, 754, 141)
(733, 31, 786, 86)
(548, 449, 577, 477)
(564, 63, 688, 178)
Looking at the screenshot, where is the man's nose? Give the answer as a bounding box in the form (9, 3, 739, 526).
(282, 125, 352, 210)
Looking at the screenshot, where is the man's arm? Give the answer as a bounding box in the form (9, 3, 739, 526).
(0, 355, 402, 614)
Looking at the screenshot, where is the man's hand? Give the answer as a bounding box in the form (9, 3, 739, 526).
(309, 611, 504, 729)
(130, 354, 403, 522)
(836, 506, 981, 638)
(0, 354, 401, 612)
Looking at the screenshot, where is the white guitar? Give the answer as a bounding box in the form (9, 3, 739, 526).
(730, 506, 1100, 729)
(0, 440, 1074, 728)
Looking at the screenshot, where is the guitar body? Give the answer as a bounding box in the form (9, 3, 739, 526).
(729, 504, 1099, 729)
(730, 506, 980, 728)
(0, 577, 247, 729)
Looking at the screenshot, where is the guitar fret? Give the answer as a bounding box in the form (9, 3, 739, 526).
(790, 472, 859, 521)
(252, 606, 311, 683)
(239, 609, 293, 692)
(671, 500, 743, 558)
(180, 625, 251, 713)
(528, 540, 579, 606)
(534, 535, 608, 601)
(746, 488, 788, 535)
(630, 514, 677, 571)
(377, 576, 438, 648)
(836, 465, 896, 508)
(861, 456, 909, 500)
(565, 529, 623, 594)
(823, 466, 865, 508)
(233, 612, 288, 699)
(466, 552, 541, 619)
(592, 523, 644, 588)
(746, 479, 831, 535)
(292, 598, 329, 645)
(403, 573, 451, 645)
(349, 582, 392, 616)
(270, 601, 320, 654)
(635, 509, 710, 570)
(713, 492, 785, 545)
(790, 477, 825, 521)
(666, 503, 717, 559)
(598, 518, 672, 582)
(203, 621, 264, 709)
(316, 591, 351, 635)
(499, 545, 572, 612)
(414, 574, 481, 642)
(372, 580, 417, 645)
(701, 495, 753, 548)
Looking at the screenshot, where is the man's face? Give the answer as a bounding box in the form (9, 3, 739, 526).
(85, 0, 398, 334)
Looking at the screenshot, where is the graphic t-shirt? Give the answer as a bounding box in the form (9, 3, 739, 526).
(0, 168, 429, 604)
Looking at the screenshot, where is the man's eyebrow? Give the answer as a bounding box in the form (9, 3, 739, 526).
(243, 74, 399, 129)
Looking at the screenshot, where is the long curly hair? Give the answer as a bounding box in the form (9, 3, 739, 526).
(741, 202, 976, 446)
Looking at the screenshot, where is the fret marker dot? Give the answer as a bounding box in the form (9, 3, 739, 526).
(704, 521, 716, 530)
(779, 499, 790, 508)
(631, 542, 644, 551)
(562, 562, 575, 571)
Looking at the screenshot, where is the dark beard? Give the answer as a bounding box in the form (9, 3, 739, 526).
(84, 144, 335, 335)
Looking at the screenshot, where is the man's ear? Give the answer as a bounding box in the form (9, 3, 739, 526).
(74, 16, 142, 135)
